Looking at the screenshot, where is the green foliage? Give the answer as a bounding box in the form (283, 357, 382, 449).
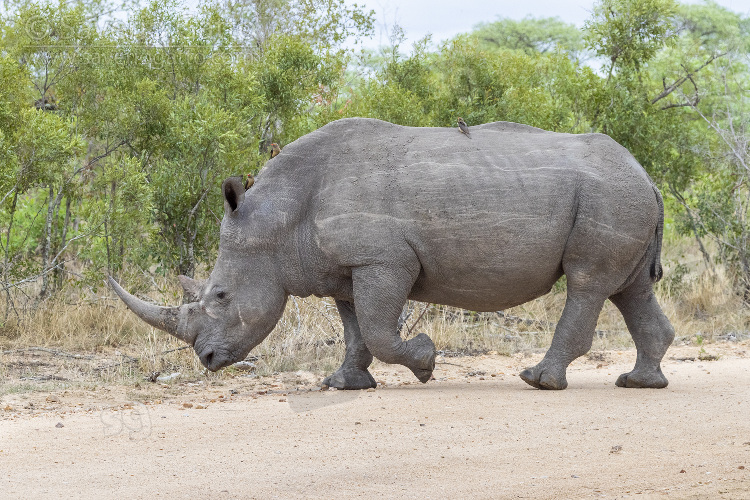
(473, 16, 584, 58)
(0, 0, 374, 299)
(222, 0, 375, 51)
(434, 36, 595, 131)
(341, 33, 596, 134)
(582, 0, 703, 190)
(675, 0, 750, 54)
(79, 154, 154, 277)
(585, 0, 678, 74)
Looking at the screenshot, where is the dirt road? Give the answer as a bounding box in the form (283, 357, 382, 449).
(2, 345, 750, 499)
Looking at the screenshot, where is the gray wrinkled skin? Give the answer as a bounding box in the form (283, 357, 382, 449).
(110, 118, 675, 390)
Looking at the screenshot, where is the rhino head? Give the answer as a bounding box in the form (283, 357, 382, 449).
(108, 177, 289, 371)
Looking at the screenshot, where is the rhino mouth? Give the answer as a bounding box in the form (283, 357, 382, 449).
(197, 345, 237, 372)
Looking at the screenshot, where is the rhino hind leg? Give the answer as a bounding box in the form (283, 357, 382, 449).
(520, 292, 607, 390)
(322, 300, 377, 390)
(609, 266, 674, 389)
(351, 264, 436, 383)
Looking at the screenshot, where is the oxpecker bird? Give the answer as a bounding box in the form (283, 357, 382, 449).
(270, 143, 281, 159)
(244, 173, 255, 190)
(457, 117, 471, 138)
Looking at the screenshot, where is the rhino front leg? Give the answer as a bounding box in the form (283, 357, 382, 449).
(322, 300, 377, 390)
(520, 292, 606, 390)
(352, 264, 436, 383)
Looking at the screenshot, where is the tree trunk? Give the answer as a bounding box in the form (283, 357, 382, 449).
(55, 195, 72, 290)
(2, 191, 19, 321)
(39, 184, 64, 299)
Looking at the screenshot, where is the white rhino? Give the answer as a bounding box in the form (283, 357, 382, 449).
(110, 118, 674, 390)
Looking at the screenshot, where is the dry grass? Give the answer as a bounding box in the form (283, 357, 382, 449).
(1, 233, 748, 395)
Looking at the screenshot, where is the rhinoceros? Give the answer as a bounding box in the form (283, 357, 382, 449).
(109, 118, 675, 390)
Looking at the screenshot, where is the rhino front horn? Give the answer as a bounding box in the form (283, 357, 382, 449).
(107, 277, 196, 345)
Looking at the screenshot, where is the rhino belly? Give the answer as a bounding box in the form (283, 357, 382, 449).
(405, 217, 569, 311)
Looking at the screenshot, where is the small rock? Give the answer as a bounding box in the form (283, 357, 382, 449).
(3, 405, 12, 412)
(146, 371, 161, 383)
(610, 445, 622, 454)
(46, 395, 60, 403)
(680, 469, 686, 474)
(157, 372, 181, 383)
(278, 399, 286, 402)
(354, 421, 361, 425)
(55, 422, 64, 428)
(740, 466, 746, 470)
(182, 403, 193, 408)
(195, 405, 206, 409)
(419, 423, 425, 427)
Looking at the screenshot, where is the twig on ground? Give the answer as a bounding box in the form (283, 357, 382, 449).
(435, 361, 466, 367)
(158, 346, 191, 355)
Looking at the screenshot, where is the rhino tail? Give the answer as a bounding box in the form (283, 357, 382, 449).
(650, 185, 664, 283)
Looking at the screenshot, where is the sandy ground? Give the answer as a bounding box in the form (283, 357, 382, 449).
(2, 343, 750, 499)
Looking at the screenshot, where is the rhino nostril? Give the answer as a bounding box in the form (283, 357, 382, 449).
(201, 349, 214, 368)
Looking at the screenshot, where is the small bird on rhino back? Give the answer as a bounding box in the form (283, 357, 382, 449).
(457, 117, 471, 138)
(244, 173, 255, 190)
(270, 143, 281, 159)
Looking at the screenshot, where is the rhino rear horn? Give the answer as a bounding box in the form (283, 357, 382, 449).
(222, 176, 246, 214)
(178, 275, 202, 302)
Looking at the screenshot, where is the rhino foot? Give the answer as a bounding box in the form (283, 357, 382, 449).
(407, 333, 436, 383)
(323, 368, 377, 390)
(519, 363, 568, 390)
(410, 367, 434, 383)
(615, 368, 668, 389)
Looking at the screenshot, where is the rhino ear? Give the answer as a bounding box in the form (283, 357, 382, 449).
(222, 177, 246, 214)
(178, 275, 202, 302)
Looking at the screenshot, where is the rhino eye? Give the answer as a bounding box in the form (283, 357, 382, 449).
(216, 291, 226, 300)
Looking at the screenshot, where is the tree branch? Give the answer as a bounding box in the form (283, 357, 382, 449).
(651, 52, 726, 105)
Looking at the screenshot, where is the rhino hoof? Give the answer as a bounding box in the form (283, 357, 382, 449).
(408, 333, 436, 383)
(615, 370, 668, 389)
(519, 366, 568, 390)
(410, 367, 434, 384)
(323, 368, 377, 390)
